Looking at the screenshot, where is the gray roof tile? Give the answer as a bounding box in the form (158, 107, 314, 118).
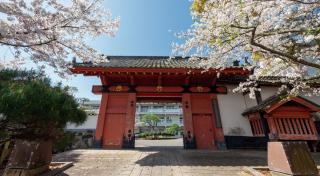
(74, 56, 217, 69)
(242, 94, 320, 116)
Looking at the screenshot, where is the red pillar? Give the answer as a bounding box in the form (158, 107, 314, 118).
(94, 93, 108, 147)
(182, 93, 196, 149)
(182, 94, 194, 134)
(123, 93, 136, 148)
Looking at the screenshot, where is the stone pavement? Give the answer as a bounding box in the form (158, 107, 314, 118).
(54, 139, 320, 176)
(135, 138, 184, 148)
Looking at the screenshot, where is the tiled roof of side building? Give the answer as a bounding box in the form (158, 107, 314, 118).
(242, 94, 320, 116)
(242, 94, 286, 116)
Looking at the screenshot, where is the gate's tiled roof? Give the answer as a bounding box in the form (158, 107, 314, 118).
(74, 56, 221, 69)
(73, 56, 320, 85)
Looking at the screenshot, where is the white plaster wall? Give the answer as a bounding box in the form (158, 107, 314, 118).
(243, 93, 258, 108)
(260, 86, 278, 100)
(259, 86, 320, 105)
(217, 85, 253, 136)
(67, 115, 98, 130)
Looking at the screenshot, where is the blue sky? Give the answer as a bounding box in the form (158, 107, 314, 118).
(64, 0, 193, 100)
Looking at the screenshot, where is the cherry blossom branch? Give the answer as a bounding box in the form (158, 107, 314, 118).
(0, 39, 57, 48)
(0, 0, 119, 77)
(250, 28, 320, 70)
(174, 0, 320, 96)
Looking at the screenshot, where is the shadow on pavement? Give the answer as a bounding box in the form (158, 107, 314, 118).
(134, 146, 320, 167)
(135, 147, 268, 167)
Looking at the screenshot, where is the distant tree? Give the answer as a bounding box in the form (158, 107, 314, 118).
(141, 113, 160, 132)
(78, 97, 90, 106)
(166, 124, 180, 135)
(0, 69, 86, 174)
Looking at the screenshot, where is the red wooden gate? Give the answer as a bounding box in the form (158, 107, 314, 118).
(103, 114, 125, 148)
(193, 114, 215, 149)
(71, 56, 246, 149)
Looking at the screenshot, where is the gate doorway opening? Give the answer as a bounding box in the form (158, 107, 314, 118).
(134, 100, 184, 149)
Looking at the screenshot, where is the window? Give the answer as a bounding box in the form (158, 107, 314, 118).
(140, 106, 149, 112)
(166, 117, 172, 123)
(153, 106, 163, 111)
(92, 105, 100, 109)
(166, 106, 175, 109)
(179, 117, 183, 124)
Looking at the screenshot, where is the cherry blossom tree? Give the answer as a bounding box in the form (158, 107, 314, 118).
(173, 0, 320, 97)
(0, 0, 119, 76)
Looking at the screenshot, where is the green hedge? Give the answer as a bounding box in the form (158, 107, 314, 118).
(53, 131, 76, 153)
(138, 132, 175, 138)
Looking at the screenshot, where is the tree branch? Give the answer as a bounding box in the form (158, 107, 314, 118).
(0, 39, 56, 48)
(250, 27, 320, 70)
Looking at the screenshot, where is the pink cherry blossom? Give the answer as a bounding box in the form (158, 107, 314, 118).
(0, 0, 119, 77)
(173, 0, 320, 97)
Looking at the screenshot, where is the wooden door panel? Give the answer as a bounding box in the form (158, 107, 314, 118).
(193, 114, 215, 149)
(103, 113, 125, 148)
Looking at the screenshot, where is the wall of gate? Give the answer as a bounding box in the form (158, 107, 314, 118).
(95, 93, 136, 149)
(94, 92, 226, 150)
(182, 93, 225, 149)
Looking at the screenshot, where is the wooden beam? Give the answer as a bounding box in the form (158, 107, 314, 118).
(158, 75, 162, 86)
(71, 67, 250, 75)
(136, 86, 184, 93)
(137, 93, 182, 97)
(100, 75, 109, 85)
(130, 75, 135, 86)
(93, 84, 228, 94)
(211, 77, 217, 86)
(184, 76, 190, 85)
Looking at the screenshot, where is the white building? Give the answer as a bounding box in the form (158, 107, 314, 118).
(135, 102, 183, 133)
(67, 101, 184, 132)
(66, 100, 100, 130)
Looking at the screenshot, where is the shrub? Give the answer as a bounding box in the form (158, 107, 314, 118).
(0, 70, 87, 171)
(53, 131, 76, 153)
(165, 124, 181, 135)
(0, 70, 87, 140)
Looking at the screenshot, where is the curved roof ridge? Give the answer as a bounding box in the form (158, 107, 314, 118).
(74, 56, 240, 69)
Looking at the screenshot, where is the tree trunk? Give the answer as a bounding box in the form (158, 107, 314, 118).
(3, 139, 52, 176)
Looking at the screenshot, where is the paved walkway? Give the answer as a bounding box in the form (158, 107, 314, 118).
(54, 139, 320, 176)
(135, 138, 183, 148)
